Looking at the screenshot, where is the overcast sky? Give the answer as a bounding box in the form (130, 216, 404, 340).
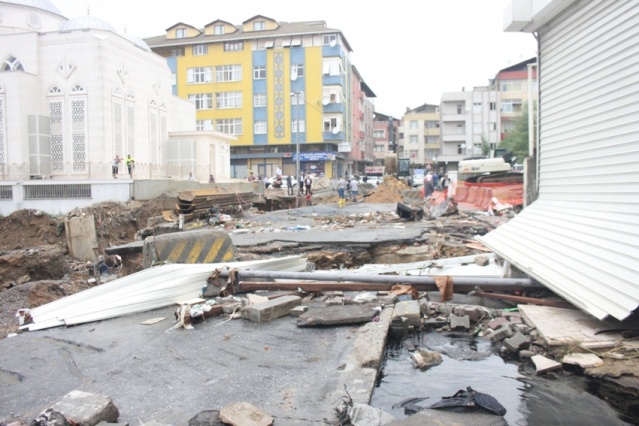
(55, 0, 537, 118)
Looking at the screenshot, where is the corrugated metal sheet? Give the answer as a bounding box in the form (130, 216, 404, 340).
(479, 0, 639, 321)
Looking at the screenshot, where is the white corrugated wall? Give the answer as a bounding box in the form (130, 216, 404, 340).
(478, 0, 639, 320)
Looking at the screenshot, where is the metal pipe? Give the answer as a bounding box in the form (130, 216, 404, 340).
(217, 269, 540, 288)
(237, 281, 542, 293)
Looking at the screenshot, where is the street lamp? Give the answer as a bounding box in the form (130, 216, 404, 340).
(291, 91, 303, 206)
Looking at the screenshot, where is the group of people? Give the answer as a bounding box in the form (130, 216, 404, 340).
(112, 154, 135, 178)
(335, 174, 359, 205)
(423, 171, 449, 199)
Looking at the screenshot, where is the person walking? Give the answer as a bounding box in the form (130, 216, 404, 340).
(349, 177, 359, 202)
(286, 175, 293, 196)
(304, 174, 313, 195)
(424, 171, 434, 199)
(125, 154, 135, 178)
(112, 155, 121, 178)
(209, 174, 216, 183)
(336, 175, 346, 206)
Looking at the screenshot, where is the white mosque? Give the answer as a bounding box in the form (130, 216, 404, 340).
(0, 0, 231, 187)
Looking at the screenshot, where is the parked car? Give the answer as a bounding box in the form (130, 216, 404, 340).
(270, 175, 297, 189)
(360, 176, 383, 186)
(412, 173, 424, 187)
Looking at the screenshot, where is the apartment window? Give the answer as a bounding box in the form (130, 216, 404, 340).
(291, 63, 304, 79)
(409, 120, 418, 129)
(373, 130, 385, 138)
(176, 28, 186, 38)
(192, 44, 208, 56)
(323, 118, 339, 132)
(323, 34, 337, 46)
(424, 120, 439, 129)
(374, 144, 385, 152)
(409, 150, 418, 159)
(214, 25, 225, 35)
(426, 136, 438, 144)
(187, 93, 212, 110)
(501, 100, 522, 113)
(409, 135, 418, 144)
(254, 120, 267, 134)
(254, 93, 267, 107)
(500, 81, 522, 92)
(489, 102, 496, 111)
(254, 21, 265, 31)
(457, 144, 465, 154)
(456, 123, 464, 132)
(171, 73, 177, 86)
(292, 119, 306, 133)
(490, 122, 497, 131)
(253, 66, 266, 80)
(216, 91, 242, 109)
(473, 102, 481, 113)
(473, 123, 482, 134)
(456, 104, 463, 114)
(216, 65, 241, 82)
(216, 118, 242, 135)
(187, 67, 212, 84)
(169, 48, 184, 57)
(196, 119, 213, 131)
(224, 41, 243, 52)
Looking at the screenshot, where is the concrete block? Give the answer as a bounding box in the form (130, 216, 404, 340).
(325, 297, 344, 306)
(51, 390, 119, 426)
(242, 295, 301, 322)
(419, 298, 431, 316)
(518, 350, 536, 359)
(142, 229, 234, 268)
(503, 332, 530, 353)
(531, 355, 562, 374)
(514, 323, 531, 335)
(562, 353, 604, 368)
(449, 315, 470, 331)
(289, 305, 308, 317)
(488, 324, 512, 342)
(453, 306, 481, 322)
(393, 301, 421, 327)
(219, 401, 273, 425)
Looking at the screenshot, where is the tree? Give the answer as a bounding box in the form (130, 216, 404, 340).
(499, 102, 535, 163)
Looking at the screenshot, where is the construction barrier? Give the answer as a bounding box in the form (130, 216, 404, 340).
(454, 181, 523, 210)
(142, 229, 235, 268)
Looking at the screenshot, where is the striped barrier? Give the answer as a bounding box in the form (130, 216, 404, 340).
(142, 229, 235, 268)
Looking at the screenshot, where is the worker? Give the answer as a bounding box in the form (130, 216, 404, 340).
(125, 154, 135, 178)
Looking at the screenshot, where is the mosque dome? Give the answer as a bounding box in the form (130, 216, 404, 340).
(123, 34, 151, 52)
(60, 15, 116, 33)
(2, 0, 64, 16)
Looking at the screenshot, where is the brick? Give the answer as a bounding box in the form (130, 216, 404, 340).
(393, 301, 421, 327)
(449, 315, 470, 331)
(242, 295, 301, 322)
(487, 317, 509, 330)
(488, 324, 512, 342)
(289, 306, 308, 317)
(453, 306, 481, 322)
(503, 332, 530, 353)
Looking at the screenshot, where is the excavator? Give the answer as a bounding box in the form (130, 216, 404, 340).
(457, 149, 523, 184)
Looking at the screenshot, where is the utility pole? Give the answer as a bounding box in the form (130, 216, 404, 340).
(291, 91, 303, 208)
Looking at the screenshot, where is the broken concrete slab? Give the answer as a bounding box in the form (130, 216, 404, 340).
(142, 229, 235, 268)
(65, 214, 99, 262)
(531, 354, 563, 374)
(50, 390, 119, 426)
(393, 301, 421, 327)
(186, 410, 222, 426)
(219, 401, 273, 426)
(297, 305, 378, 327)
(289, 305, 308, 317)
(242, 295, 301, 322)
(562, 353, 604, 368)
(488, 324, 512, 342)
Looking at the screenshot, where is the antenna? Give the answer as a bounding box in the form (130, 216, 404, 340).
(332, 126, 339, 135)
(329, 39, 337, 47)
(290, 67, 297, 81)
(322, 96, 330, 106)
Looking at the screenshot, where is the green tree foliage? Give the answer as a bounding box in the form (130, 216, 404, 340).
(499, 102, 534, 163)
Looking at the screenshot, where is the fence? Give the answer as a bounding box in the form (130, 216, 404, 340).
(0, 162, 214, 181)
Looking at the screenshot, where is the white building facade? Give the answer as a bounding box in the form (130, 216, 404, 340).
(0, 0, 232, 183)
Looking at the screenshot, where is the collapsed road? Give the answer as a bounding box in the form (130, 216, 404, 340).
(0, 192, 637, 425)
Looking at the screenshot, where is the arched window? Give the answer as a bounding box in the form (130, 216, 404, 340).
(71, 84, 86, 93)
(48, 86, 63, 95)
(1, 56, 24, 71)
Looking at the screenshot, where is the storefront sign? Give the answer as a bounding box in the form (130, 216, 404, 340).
(293, 152, 336, 161)
(337, 142, 352, 153)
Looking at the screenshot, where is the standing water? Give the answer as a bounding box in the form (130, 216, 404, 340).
(370, 330, 631, 425)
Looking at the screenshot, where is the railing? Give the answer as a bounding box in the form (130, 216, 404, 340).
(0, 162, 216, 181)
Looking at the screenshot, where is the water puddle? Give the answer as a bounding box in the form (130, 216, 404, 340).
(370, 330, 631, 425)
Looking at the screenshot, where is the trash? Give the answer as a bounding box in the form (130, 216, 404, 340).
(430, 386, 507, 416)
(141, 317, 165, 325)
(411, 348, 443, 370)
(286, 225, 311, 231)
(15, 309, 31, 326)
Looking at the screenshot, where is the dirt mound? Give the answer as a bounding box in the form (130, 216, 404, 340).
(365, 176, 410, 203)
(0, 210, 64, 251)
